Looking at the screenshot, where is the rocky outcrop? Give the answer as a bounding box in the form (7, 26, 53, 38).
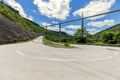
(0, 14, 39, 44)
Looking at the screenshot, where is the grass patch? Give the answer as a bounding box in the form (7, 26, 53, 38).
(86, 41, 120, 47)
(43, 37, 74, 48)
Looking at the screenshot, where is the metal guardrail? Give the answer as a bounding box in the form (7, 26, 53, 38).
(43, 9, 120, 37)
(44, 9, 120, 27)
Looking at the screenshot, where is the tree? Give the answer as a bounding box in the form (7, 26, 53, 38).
(0, 0, 3, 3)
(115, 32, 120, 44)
(100, 32, 116, 44)
(74, 27, 88, 43)
(117, 36, 120, 44)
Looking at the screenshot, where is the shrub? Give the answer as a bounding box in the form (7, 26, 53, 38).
(100, 32, 115, 43)
(64, 43, 70, 46)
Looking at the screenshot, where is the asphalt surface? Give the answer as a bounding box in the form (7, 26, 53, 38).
(0, 36, 120, 80)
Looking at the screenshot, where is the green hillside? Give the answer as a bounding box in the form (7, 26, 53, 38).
(95, 24, 120, 38)
(94, 24, 120, 45)
(0, 2, 70, 44)
(0, 2, 45, 33)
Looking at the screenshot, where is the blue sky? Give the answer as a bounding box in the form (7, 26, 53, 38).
(3, 0, 120, 35)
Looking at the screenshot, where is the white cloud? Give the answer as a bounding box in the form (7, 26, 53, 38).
(73, 0, 115, 20)
(41, 22, 82, 35)
(65, 25, 81, 29)
(48, 26, 65, 32)
(87, 19, 115, 28)
(87, 28, 100, 34)
(32, 10, 37, 13)
(4, 0, 33, 21)
(4, 0, 26, 17)
(41, 22, 65, 31)
(27, 15, 34, 21)
(33, 0, 71, 20)
(65, 30, 75, 35)
(41, 22, 51, 27)
(52, 21, 59, 24)
(64, 25, 82, 35)
(41, 22, 76, 35)
(48, 26, 59, 31)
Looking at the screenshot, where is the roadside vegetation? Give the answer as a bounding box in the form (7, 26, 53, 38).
(44, 24, 120, 47)
(43, 37, 74, 48)
(94, 31, 120, 47)
(93, 24, 120, 47)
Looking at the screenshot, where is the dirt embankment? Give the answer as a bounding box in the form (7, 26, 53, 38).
(0, 14, 39, 44)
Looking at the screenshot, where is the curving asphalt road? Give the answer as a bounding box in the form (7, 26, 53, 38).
(0, 36, 120, 80)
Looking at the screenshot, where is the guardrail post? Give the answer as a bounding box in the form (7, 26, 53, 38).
(59, 23, 61, 36)
(81, 12, 84, 38)
(45, 22, 47, 30)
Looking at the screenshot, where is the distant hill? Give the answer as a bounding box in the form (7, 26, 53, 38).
(94, 24, 120, 39)
(0, 2, 69, 44)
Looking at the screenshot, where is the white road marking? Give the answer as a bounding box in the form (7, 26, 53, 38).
(89, 51, 118, 61)
(113, 51, 118, 55)
(16, 45, 119, 61)
(16, 48, 77, 62)
(89, 56, 114, 61)
(35, 57, 77, 62)
(16, 48, 25, 56)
